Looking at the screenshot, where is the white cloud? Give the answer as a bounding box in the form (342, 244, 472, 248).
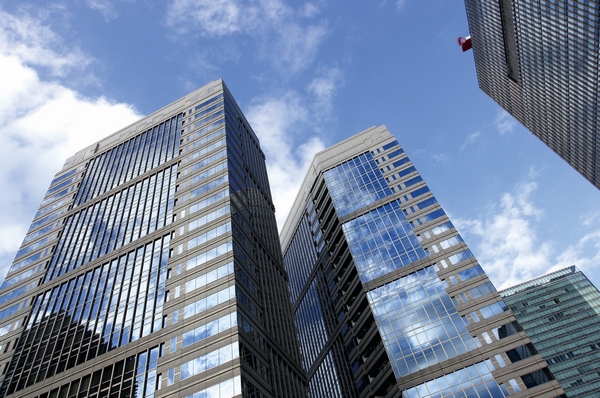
(396, 0, 407, 11)
(166, 0, 327, 74)
(0, 9, 142, 284)
(580, 211, 600, 228)
(495, 110, 515, 135)
(246, 92, 326, 228)
(85, 0, 119, 21)
(431, 153, 448, 163)
(301, 2, 320, 18)
(460, 131, 480, 150)
(168, 0, 249, 36)
(454, 181, 600, 289)
(244, 68, 342, 228)
(307, 67, 344, 121)
(0, 8, 90, 76)
(552, 231, 600, 275)
(454, 182, 551, 289)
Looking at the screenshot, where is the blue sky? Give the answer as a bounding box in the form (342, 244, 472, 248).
(0, 0, 599, 290)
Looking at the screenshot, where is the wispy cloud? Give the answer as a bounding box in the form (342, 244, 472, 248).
(460, 131, 480, 150)
(455, 181, 600, 289)
(431, 153, 448, 164)
(166, 0, 328, 74)
(85, 0, 119, 21)
(581, 211, 600, 228)
(307, 67, 344, 121)
(245, 68, 343, 228)
(0, 8, 142, 283)
(455, 181, 552, 288)
(0, 8, 90, 76)
(495, 110, 515, 135)
(246, 92, 325, 228)
(396, 0, 407, 11)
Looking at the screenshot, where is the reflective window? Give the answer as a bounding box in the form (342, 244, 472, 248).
(187, 222, 231, 250)
(183, 376, 242, 398)
(14, 237, 48, 260)
(182, 311, 237, 348)
(189, 175, 229, 200)
(184, 262, 234, 293)
(180, 342, 239, 380)
(295, 281, 329, 370)
(308, 351, 343, 398)
(183, 285, 235, 319)
(0, 283, 32, 306)
(75, 114, 181, 206)
(184, 161, 227, 188)
(189, 189, 229, 216)
(283, 214, 318, 304)
(45, 165, 177, 281)
(48, 168, 77, 187)
(1, 236, 170, 394)
(402, 359, 510, 398)
(182, 241, 233, 271)
(22, 224, 54, 245)
(367, 266, 478, 377)
(457, 264, 485, 281)
(192, 109, 224, 130)
(0, 303, 22, 321)
(343, 200, 426, 282)
(323, 152, 392, 217)
(194, 94, 223, 112)
(1, 264, 44, 289)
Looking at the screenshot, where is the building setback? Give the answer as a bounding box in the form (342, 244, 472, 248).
(464, 0, 600, 189)
(280, 126, 564, 397)
(500, 266, 600, 398)
(0, 80, 306, 397)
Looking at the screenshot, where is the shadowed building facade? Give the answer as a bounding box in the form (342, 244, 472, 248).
(280, 126, 564, 397)
(0, 80, 305, 397)
(500, 266, 600, 398)
(464, 0, 600, 189)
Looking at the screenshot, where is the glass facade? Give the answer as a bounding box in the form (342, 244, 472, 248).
(465, 0, 600, 190)
(500, 266, 600, 398)
(281, 125, 564, 397)
(0, 80, 305, 397)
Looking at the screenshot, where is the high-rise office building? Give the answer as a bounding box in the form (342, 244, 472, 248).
(0, 80, 305, 397)
(280, 126, 565, 397)
(500, 266, 600, 398)
(464, 0, 600, 189)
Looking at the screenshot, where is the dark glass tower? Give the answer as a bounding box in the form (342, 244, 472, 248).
(280, 126, 565, 397)
(0, 80, 305, 397)
(500, 266, 600, 398)
(464, 0, 600, 189)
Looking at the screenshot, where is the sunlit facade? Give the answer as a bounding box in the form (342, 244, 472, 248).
(0, 80, 305, 397)
(280, 126, 564, 397)
(464, 0, 600, 189)
(500, 266, 600, 398)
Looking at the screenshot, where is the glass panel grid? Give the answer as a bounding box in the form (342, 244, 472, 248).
(342, 200, 426, 282)
(323, 152, 392, 217)
(367, 266, 478, 378)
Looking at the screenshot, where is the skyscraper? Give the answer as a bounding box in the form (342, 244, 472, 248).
(0, 80, 305, 397)
(280, 126, 565, 397)
(464, 0, 600, 189)
(500, 266, 600, 398)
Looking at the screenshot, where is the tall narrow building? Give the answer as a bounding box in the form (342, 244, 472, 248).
(0, 80, 305, 397)
(280, 126, 564, 397)
(500, 266, 600, 398)
(464, 0, 600, 189)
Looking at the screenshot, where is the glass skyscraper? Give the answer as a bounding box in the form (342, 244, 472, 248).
(464, 0, 600, 189)
(0, 80, 305, 397)
(280, 126, 565, 397)
(500, 266, 600, 398)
